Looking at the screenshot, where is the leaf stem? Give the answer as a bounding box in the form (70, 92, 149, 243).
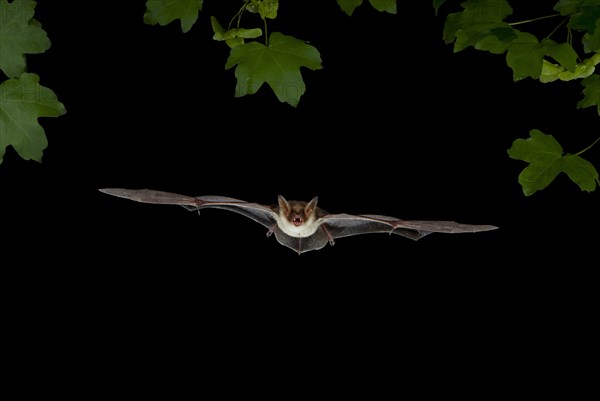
(508, 13, 561, 26)
(264, 17, 268, 46)
(230, 1, 249, 29)
(576, 136, 600, 156)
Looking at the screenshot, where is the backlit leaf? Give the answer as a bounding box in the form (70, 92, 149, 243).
(540, 51, 600, 82)
(211, 16, 262, 49)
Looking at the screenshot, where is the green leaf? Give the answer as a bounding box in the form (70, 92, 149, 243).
(539, 60, 565, 82)
(540, 52, 600, 82)
(505, 32, 547, 80)
(254, 0, 279, 19)
(568, 3, 600, 31)
(337, 0, 397, 16)
(540, 59, 594, 82)
(547, 42, 578, 72)
(337, 0, 363, 16)
(559, 154, 600, 191)
(442, 0, 513, 52)
(555, 1, 600, 51)
(583, 19, 600, 51)
(210, 16, 262, 49)
(554, 0, 586, 15)
(507, 129, 599, 195)
(516, 164, 562, 195)
(143, 0, 203, 33)
(508, 129, 564, 165)
(225, 32, 323, 107)
(475, 27, 518, 53)
(577, 74, 600, 114)
(0, 0, 51, 78)
(0, 73, 66, 164)
(433, 0, 447, 15)
(501, 33, 574, 81)
(368, 0, 397, 14)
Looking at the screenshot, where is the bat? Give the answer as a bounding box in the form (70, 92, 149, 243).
(98, 188, 498, 254)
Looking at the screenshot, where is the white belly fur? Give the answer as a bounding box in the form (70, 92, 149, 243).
(276, 215, 320, 238)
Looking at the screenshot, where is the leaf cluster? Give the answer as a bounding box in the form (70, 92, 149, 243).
(0, 0, 66, 165)
(143, 0, 397, 107)
(436, 0, 600, 195)
(0, 0, 398, 166)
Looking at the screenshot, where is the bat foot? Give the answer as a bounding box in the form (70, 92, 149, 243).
(321, 225, 335, 247)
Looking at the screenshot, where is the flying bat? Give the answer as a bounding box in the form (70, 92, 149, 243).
(98, 188, 498, 254)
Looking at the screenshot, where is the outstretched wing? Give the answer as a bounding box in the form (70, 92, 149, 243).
(99, 189, 498, 255)
(98, 188, 278, 230)
(268, 212, 498, 256)
(315, 213, 498, 243)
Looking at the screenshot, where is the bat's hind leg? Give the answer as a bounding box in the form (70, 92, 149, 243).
(321, 225, 335, 247)
(266, 224, 277, 237)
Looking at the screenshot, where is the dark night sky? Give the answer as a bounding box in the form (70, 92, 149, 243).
(1, 1, 595, 390)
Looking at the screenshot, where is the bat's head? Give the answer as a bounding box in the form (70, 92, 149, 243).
(277, 195, 319, 229)
(275, 195, 323, 239)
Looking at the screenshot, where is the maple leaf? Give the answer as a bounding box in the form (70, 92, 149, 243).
(0, 0, 51, 78)
(443, 0, 513, 52)
(477, 29, 578, 80)
(507, 129, 599, 195)
(225, 32, 323, 107)
(337, 0, 397, 16)
(0, 73, 66, 164)
(577, 73, 600, 114)
(143, 0, 203, 33)
(507, 34, 577, 80)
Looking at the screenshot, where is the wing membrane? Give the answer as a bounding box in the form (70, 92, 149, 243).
(99, 188, 498, 254)
(99, 188, 277, 230)
(272, 227, 329, 254)
(320, 213, 497, 242)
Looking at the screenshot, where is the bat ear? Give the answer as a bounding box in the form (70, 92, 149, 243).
(305, 196, 319, 216)
(278, 195, 290, 214)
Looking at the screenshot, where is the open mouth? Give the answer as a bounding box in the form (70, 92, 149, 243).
(292, 216, 303, 226)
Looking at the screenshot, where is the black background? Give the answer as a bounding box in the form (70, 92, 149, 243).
(2, 1, 595, 394)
